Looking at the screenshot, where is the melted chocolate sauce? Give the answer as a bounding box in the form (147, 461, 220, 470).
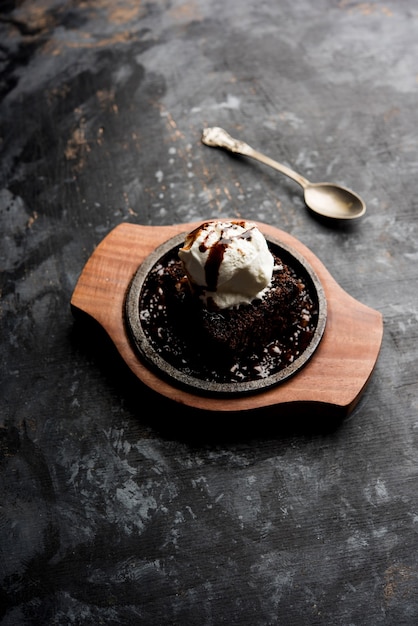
(205, 240, 226, 291)
(198, 222, 256, 292)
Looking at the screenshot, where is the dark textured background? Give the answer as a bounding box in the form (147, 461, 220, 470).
(1, 1, 418, 624)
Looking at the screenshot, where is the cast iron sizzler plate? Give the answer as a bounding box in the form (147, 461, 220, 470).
(124, 233, 327, 396)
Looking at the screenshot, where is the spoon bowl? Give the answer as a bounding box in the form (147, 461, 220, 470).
(304, 182, 365, 220)
(202, 127, 366, 221)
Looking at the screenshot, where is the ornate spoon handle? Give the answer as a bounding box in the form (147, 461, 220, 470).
(201, 127, 309, 188)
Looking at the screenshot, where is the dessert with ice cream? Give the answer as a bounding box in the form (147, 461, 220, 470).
(126, 219, 325, 392)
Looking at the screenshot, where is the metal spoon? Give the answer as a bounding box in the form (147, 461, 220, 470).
(201, 127, 366, 220)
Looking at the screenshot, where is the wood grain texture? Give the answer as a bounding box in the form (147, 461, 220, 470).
(71, 221, 383, 415)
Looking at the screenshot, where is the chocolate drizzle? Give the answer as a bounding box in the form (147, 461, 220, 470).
(205, 241, 226, 292)
(187, 220, 256, 292)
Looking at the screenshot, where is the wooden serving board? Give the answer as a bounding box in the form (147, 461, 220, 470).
(71, 222, 383, 416)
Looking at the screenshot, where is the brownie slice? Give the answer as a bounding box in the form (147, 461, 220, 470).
(158, 252, 314, 365)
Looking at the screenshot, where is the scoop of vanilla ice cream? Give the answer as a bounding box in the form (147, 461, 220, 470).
(178, 220, 274, 309)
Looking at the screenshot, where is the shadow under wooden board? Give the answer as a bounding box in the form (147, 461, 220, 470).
(71, 221, 383, 416)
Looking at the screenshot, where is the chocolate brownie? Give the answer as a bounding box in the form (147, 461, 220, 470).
(136, 244, 319, 385)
